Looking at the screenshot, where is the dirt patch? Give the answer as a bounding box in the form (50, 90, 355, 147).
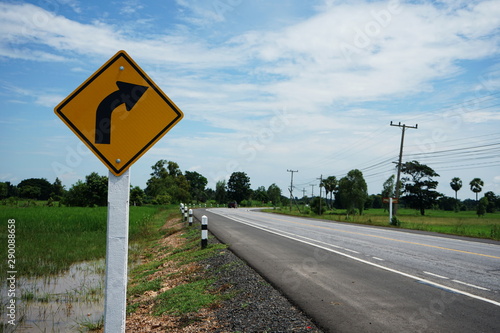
(125, 217, 221, 332)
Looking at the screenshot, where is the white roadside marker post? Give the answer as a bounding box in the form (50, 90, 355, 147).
(189, 209, 193, 226)
(103, 169, 130, 332)
(201, 215, 208, 249)
(389, 197, 393, 224)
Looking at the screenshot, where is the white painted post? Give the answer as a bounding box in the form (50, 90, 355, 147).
(184, 208, 188, 223)
(389, 197, 393, 224)
(188, 209, 193, 226)
(201, 215, 208, 249)
(104, 169, 130, 333)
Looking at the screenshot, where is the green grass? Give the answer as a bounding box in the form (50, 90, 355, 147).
(127, 217, 231, 318)
(265, 207, 500, 240)
(153, 278, 218, 316)
(0, 204, 174, 278)
(128, 277, 163, 296)
(76, 315, 104, 332)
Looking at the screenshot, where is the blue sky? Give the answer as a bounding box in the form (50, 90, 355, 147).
(1, 0, 499, 199)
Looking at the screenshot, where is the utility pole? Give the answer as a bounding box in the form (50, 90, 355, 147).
(317, 174, 323, 215)
(310, 184, 315, 197)
(390, 121, 418, 216)
(302, 188, 307, 198)
(287, 169, 298, 211)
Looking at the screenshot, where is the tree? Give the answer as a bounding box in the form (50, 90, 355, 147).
(450, 177, 462, 212)
(85, 172, 108, 206)
(310, 196, 326, 215)
(130, 186, 145, 206)
(62, 172, 108, 207)
(477, 196, 488, 217)
(450, 177, 462, 201)
(438, 196, 458, 211)
(185, 171, 208, 203)
(401, 161, 442, 216)
(322, 176, 337, 209)
(17, 178, 53, 200)
(253, 186, 268, 203)
(145, 160, 190, 203)
(62, 180, 88, 206)
(227, 172, 251, 204)
(469, 178, 484, 201)
(215, 180, 226, 204)
(52, 177, 65, 201)
(0, 182, 8, 199)
(19, 185, 41, 200)
(381, 175, 395, 212)
(337, 169, 368, 215)
(483, 191, 497, 213)
(267, 183, 282, 207)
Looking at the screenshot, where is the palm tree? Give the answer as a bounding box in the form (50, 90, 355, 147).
(469, 178, 484, 201)
(322, 176, 338, 209)
(450, 177, 462, 201)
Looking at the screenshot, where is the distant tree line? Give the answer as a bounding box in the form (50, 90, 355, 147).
(1, 160, 498, 216)
(0, 160, 285, 208)
(299, 161, 499, 217)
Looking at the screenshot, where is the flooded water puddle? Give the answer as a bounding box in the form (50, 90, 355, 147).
(2, 259, 105, 332)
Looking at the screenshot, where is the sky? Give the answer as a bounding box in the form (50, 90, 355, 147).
(1, 0, 499, 200)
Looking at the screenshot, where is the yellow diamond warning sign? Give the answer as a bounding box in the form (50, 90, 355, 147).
(54, 50, 184, 176)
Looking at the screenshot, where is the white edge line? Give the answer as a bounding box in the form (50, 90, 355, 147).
(211, 211, 500, 308)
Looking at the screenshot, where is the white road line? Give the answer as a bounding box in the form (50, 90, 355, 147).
(452, 279, 491, 291)
(210, 210, 500, 308)
(344, 249, 360, 254)
(423, 271, 449, 279)
(372, 257, 384, 261)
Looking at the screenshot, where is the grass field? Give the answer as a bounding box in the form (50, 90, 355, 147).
(0, 204, 174, 278)
(265, 207, 500, 241)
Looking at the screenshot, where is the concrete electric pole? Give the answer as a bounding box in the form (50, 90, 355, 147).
(287, 169, 298, 211)
(317, 174, 323, 215)
(390, 121, 418, 215)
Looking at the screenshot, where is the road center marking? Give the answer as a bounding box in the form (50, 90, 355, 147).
(452, 280, 491, 291)
(423, 271, 449, 279)
(251, 212, 500, 260)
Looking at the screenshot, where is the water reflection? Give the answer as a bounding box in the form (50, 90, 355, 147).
(1, 259, 105, 332)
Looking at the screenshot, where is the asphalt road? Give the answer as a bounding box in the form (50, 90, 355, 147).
(193, 208, 500, 333)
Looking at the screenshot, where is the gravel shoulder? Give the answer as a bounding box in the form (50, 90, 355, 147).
(203, 231, 323, 332)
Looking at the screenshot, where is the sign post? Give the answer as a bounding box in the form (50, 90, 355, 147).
(104, 169, 130, 331)
(54, 50, 184, 332)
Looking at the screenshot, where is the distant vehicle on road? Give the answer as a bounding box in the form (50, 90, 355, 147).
(228, 202, 238, 208)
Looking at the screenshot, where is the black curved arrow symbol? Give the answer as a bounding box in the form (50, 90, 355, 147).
(95, 81, 149, 144)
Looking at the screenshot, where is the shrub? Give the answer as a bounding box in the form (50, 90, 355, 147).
(390, 216, 401, 226)
(310, 197, 326, 215)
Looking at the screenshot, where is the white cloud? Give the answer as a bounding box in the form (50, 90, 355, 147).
(35, 94, 66, 108)
(119, 0, 144, 15)
(0, 2, 243, 68)
(231, 1, 500, 110)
